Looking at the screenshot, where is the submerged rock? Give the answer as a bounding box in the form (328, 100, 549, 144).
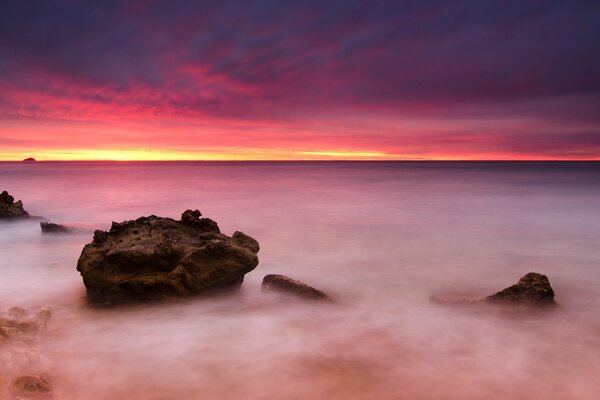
(77, 210, 260, 301)
(486, 272, 555, 306)
(12, 375, 51, 395)
(0, 191, 29, 219)
(262, 274, 331, 301)
(40, 222, 71, 233)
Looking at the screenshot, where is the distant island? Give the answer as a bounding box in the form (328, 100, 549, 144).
(22, 157, 37, 162)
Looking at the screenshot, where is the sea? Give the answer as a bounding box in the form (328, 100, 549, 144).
(1, 161, 599, 399)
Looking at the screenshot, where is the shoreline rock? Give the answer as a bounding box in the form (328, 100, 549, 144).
(0, 191, 29, 219)
(77, 210, 260, 301)
(262, 274, 331, 301)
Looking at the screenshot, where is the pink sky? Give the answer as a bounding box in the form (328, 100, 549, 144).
(1, 1, 599, 160)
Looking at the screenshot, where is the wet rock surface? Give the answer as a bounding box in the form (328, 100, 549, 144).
(262, 274, 331, 301)
(77, 210, 260, 301)
(0, 191, 29, 219)
(486, 272, 556, 306)
(40, 222, 71, 234)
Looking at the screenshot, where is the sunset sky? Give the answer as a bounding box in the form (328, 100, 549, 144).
(1, 0, 599, 160)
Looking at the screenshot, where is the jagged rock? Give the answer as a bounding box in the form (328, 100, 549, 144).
(12, 375, 51, 394)
(76, 210, 260, 301)
(40, 222, 71, 233)
(486, 272, 556, 305)
(0, 191, 29, 219)
(262, 274, 331, 301)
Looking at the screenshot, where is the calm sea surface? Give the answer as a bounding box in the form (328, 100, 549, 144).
(1, 161, 599, 399)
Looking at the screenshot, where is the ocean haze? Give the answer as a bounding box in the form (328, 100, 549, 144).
(1, 161, 599, 399)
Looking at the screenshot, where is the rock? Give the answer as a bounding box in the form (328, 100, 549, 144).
(262, 274, 331, 301)
(486, 272, 556, 306)
(76, 210, 260, 301)
(12, 375, 51, 394)
(0, 191, 29, 219)
(40, 222, 71, 233)
(22, 157, 36, 162)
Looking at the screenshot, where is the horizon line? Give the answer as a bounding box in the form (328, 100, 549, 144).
(3, 159, 600, 163)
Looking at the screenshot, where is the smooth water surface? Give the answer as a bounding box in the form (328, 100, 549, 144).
(1, 161, 599, 399)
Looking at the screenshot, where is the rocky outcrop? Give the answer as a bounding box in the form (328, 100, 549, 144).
(40, 222, 71, 233)
(76, 210, 260, 301)
(262, 274, 331, 301)
(486, 272, 555, 305)
(0, 191, 29, 219)
(22, 157, 36, 163)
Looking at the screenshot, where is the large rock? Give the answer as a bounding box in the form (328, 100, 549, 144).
(486, 272, 556, 305)
(0, 191, 29, 219)
(262, 274, 331, 301)
(77, 210, 260, 301)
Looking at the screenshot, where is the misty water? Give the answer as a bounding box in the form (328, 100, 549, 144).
(1, 161, 599, 399)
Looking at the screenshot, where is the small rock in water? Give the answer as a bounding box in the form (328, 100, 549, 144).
(431, 272, 557, 308)
(40, 221, 71, 233)
(486, 272, 556, 306)
(22, 157, 36, 162)
(262, 274, 331, 301)
(77, 210, 260, 301)
(12, 375, 51, 394)
(0, 191, 30, 219)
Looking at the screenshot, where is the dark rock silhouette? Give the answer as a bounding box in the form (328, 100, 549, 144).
(40, 222, 71, 233)
(77, 210, 259, 301)
(0, 191, 29, 219)
(262, 274, 331, 301)
(22, 157, 36, 162)
(486, 272, 555, 305)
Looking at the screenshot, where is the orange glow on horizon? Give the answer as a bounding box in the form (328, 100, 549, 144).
(1, 147, 598, 162)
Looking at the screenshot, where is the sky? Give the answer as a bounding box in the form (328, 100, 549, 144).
(0, 0, 599, 160)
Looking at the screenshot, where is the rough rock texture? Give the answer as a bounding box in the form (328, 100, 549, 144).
(0, 191, 29, 219)
(486, 272, 556, 305)
(40, 222, 71, 233)
(262, 274, 331, 301)
(77, 210, 260, 301)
